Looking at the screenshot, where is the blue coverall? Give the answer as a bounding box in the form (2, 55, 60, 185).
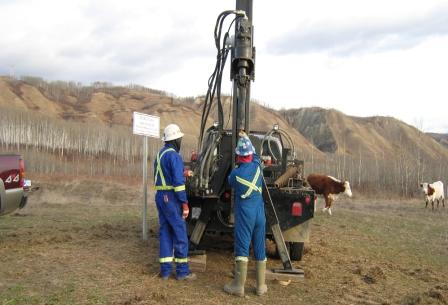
(228, 154, 266, 262)
(154, 143, 190, 278)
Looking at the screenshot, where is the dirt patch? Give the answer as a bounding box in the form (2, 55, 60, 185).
(112, 295, 144, 305)
(362, 266, 386, 284)
(1, 179, 447, 305)
(32, 179, 142, 206)
(401, 267, 440, 283)
(402, 285, 448, 305)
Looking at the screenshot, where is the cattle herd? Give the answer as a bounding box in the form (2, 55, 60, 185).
(306, 174, 446, 214)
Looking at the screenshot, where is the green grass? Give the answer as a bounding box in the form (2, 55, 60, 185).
(1, 286, 39, 305)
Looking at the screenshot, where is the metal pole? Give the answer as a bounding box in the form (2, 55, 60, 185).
(236, 0, 252, 21)
(142, 136, 148, 241)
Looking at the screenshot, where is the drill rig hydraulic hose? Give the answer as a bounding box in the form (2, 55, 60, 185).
(196, 6, 253, 192)
(197, 130, 221, 191)
(203, 133, 221, 189)
(261, 127, 296, 163)
(198, 10, 247, 149)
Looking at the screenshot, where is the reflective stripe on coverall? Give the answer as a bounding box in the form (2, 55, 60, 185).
(228, 154, 266, 261)
(154, 143, 190, 277)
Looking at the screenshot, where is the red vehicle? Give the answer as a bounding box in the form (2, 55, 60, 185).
(0, 154, 28, 216)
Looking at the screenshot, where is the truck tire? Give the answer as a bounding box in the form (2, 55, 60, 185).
(289, 242, 304, 261)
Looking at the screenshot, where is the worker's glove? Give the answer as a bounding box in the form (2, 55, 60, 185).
(183, 169, 193, 177)
(238, 130, 248, 138)
(182, 202, 189, 219)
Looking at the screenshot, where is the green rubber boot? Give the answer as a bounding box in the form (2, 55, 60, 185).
(256, 260, 268, 296)
(224, 260, 247, 297)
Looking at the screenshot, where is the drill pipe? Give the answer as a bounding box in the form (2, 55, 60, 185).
(274, 165, 301, 188)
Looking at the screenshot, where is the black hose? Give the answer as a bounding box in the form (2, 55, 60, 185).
(199, 11, 242, 148)
(199, 11, 232, 146)
(216, 48, 229, 131)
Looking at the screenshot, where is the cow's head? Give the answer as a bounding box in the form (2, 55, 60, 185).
(344, 181, 352, 197)
(420, 183, 429, 195)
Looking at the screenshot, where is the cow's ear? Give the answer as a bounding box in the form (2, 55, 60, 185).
(419, 183, 423, 187)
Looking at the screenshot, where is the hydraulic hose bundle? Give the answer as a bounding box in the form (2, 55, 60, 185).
(195, 10, 248, 193)
(199, 10, 247, 149)
(261, 126, 296, 163)
(197, 129, 221, 191)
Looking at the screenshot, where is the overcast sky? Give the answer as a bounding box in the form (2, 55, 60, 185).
(1, 0, 447, 133)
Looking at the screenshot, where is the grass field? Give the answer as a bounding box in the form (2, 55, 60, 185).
(1, 178, 447, 305)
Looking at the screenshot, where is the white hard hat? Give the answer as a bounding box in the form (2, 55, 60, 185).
(162, 124, 184, 142)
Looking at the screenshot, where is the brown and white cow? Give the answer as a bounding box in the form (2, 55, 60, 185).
(420, 181, 445, 210)
(306, 174, 352, 215)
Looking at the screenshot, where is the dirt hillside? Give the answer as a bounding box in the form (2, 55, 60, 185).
(428, 133, 448, 149)
(281, 107, 448, 160)
(0, 77, 204, 146)
(0, 76, 321, 158)
(195, 96, 324, 158)
(1, 76, 447, 163)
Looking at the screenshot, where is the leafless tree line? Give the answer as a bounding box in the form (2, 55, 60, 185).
(5, 75, 151, 104)
(0, 107, 157, 176)
(302, 147, 448, 198)
(0, 108, 146, 159)
(1, 100, 446, 197)
(0, 107, 197, 178)
(4, 75, 198, 105)
(2, 105, 446, 196)
(19, 150, 142, 177)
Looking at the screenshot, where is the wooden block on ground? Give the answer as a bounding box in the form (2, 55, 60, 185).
(189, 254, 207, 272)
(265, 269, 304, 282)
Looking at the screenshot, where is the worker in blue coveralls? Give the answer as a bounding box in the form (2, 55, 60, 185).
(154, 123, 196, 281)
(224, 132, 267, 297)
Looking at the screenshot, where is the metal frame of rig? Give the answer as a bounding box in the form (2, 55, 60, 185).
(184, 0, 316, 275)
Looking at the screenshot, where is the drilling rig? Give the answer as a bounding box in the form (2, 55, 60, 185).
(185, 0, 315, 274)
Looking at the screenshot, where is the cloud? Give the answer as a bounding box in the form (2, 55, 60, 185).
(0, 0, 447, 133)
(270, 5, 448, 56)
(0, 0, 217, 85)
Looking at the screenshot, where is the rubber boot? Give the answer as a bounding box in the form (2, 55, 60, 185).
(224, 260, 247, 297)
(177, 272, 197, 281)
(256, 260, 268, 296)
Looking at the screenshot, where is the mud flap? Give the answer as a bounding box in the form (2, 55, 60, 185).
(282, 220, 311, 243)
(19, 195, 28, 209)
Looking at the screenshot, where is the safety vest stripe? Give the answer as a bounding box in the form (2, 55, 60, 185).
(154, 185, 186, 191)
(235, 256, 249, 262)
(235, 176, 261, 195)
(236, 166, 262, 199)
(154, 148, 176, 189)
(174, 257, 188, 263)
(243, 166, 261, 198)
(174, 185, 186, 192)
(236, 177, 257, 192)
(235, 176, 254, 188)
(159, 256, 174, 263)
(154, 186, 174, 191)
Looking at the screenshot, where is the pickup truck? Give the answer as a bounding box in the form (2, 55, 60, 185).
(0, 154, 28, 216)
